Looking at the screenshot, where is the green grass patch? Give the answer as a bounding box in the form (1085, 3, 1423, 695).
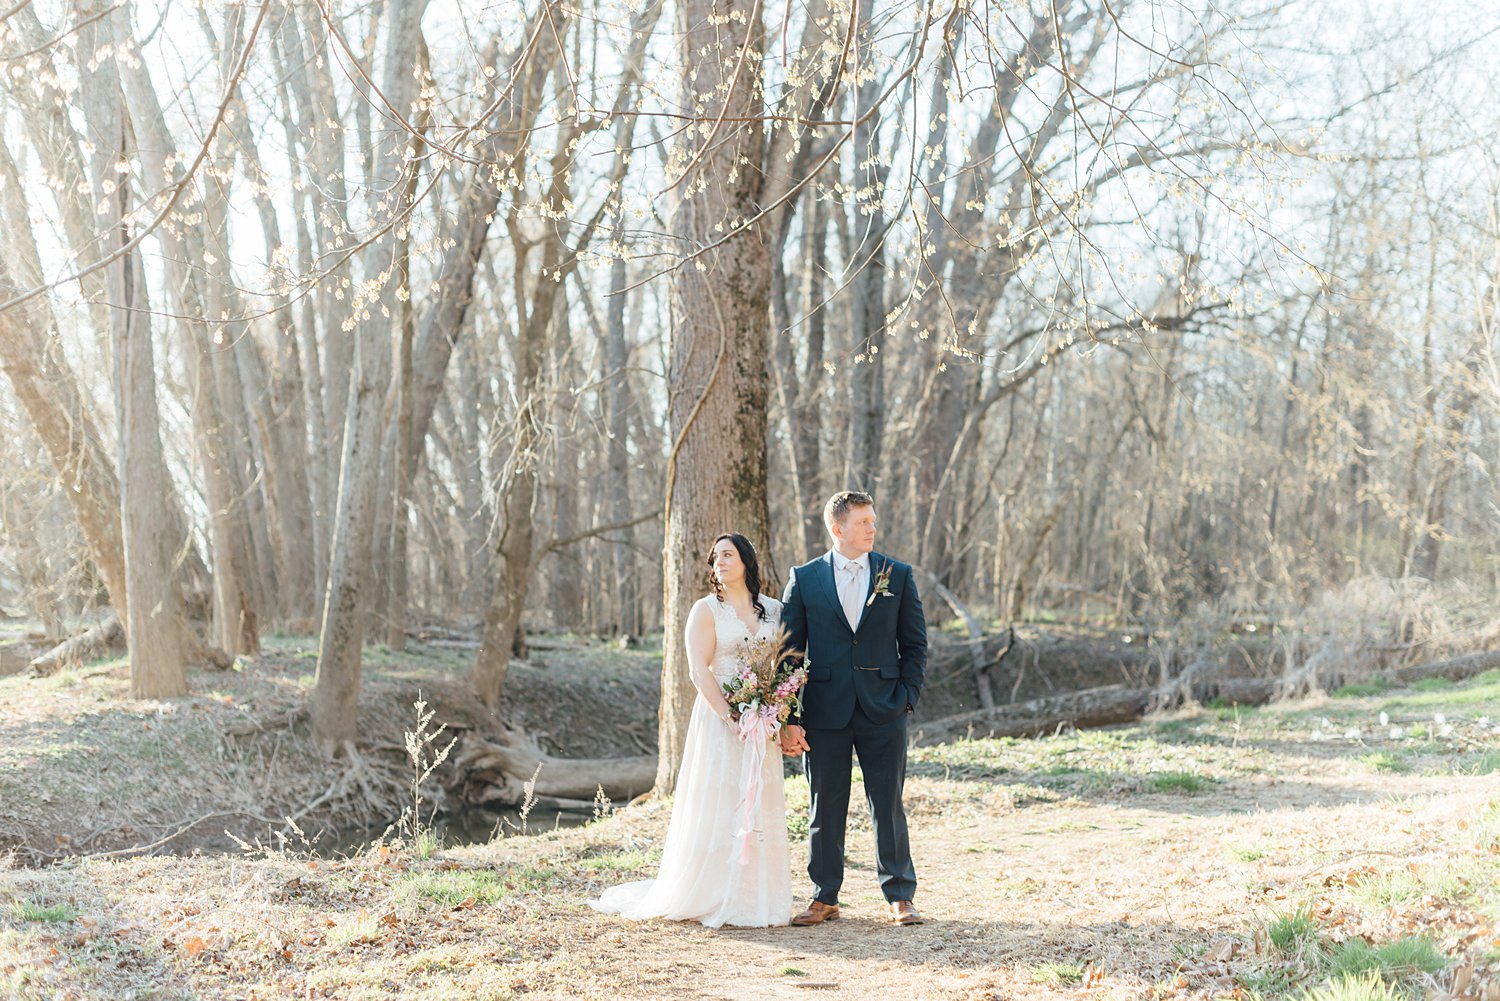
(908, 738, 1019, 781)
(996, 877, 1043, 898)
(1150, 771, 1214, 794)
(1410, 678, 1454, 693)
(779, 967, 805, 976)
(1333, 679, 1391, 698)
(1378, 677, 1500, 711)
(1359, 751, 1410, 774)
(1346, 865, 1471, 909)
(1464, 750, 1500, 775)
(576, 850, 652, 873)
(1297, 971, 1403, 1000)
(1327, 935, 1447, 980)
(1267, 904, 1318, 951)
(1030, 961, 1084, 985)
(41, 669, 81, 690)
(1237, 966, 1297, 996)
(12, 900, 76, 923)
(1229, 841, 1273, 862)
(396, 868, 525, 908)
(412, 829, 440, 861)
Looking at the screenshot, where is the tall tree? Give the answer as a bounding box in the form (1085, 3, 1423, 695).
(312, 0, 430, 750)
(653, 0, 777, 794)
(75, 0, 189, 697)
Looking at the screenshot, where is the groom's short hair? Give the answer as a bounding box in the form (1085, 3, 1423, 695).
(824, 490, 875, 529)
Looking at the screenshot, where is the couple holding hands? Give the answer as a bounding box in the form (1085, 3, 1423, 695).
(592, 490, 927, 929)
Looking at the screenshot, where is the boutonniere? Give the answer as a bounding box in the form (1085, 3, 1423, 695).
(865, 563, 894, 607)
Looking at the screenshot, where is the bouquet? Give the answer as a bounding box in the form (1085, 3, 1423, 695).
(720, 626, 808, 864)
(721, 626, 808, 740)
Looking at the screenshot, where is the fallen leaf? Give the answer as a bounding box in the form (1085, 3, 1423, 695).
(184, 936, 209, 957)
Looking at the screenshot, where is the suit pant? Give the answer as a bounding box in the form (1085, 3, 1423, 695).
(804, 700, 916, 905)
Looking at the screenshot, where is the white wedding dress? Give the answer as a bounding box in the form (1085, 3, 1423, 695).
(591, 595, 792, 928)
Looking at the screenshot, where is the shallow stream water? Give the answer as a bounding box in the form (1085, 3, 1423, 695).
(313, 805, 593, 857)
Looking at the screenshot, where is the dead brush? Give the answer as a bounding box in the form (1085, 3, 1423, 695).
(1277, 577, 1496, 696)
(394, 696, 457, 858)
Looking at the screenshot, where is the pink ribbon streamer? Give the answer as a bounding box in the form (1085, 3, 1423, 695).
(732, 705, 780, 864)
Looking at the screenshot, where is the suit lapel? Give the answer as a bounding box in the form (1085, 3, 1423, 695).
(816, 550, 853, 634)
(853, 552, 884, 635)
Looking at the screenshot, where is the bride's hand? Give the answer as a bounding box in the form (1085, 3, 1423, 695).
(780, 724, 809, 757)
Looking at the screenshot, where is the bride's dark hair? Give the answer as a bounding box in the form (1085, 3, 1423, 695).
(706, 533, 767, 621)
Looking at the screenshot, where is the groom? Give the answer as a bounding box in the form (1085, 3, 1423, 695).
(779, 490, 927, 926)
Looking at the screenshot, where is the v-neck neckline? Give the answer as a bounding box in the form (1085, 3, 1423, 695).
(721, 597, 763, 638)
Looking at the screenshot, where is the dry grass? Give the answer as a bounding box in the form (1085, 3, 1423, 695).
(0, 633, 662, 862)
(1, 668, 1498, 999)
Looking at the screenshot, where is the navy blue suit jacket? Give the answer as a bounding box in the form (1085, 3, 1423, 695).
(780, 551, 927, 729)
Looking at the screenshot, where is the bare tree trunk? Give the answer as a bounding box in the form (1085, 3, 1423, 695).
(401, 18, 565, 485)
(113, 6, 263, 655)
(237, 329, 316, 621)
(387, 250, 415, 651)
(770, 193, 831, 561)
(548, 302, 584, 628)
(0, 7, 113, 336)
(472, 195, 568, 705)
(654, 0, 773, 795)
(473, 362, 543, 705)
(312, 335, 391, 749)
(189, 338, 258, 656)
(848, 12, 890, 493)
(453, 335, 492, 619)
(604, 216, 639, 636)
(311, 0, 428, 751)
(76, 0, 189, 698)
(1409, 356, 1480, 580)
(285, 3, 357, 596)
(228, 17, 317, 621)
(0, 137, 128, 620)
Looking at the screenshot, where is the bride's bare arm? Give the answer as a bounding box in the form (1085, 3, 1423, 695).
(685, 600, 737, 725)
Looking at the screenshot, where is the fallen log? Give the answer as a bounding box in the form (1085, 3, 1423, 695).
(27, 616, 124, 676)
(1391, 648, 1500, 685)
(27, 613, 234, 676)
(917, 684, 1156, 744)
(917, 647, 1500, 745)
(450, 730, 657, 807)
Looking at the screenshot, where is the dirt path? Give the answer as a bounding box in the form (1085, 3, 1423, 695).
(4, 674, 1499, 999)
(493, 766, 1495, 1000)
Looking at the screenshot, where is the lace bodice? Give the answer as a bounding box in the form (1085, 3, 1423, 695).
(706, 594, 783, 682)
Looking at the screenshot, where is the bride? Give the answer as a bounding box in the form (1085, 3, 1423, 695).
(590, 533, 792, 928)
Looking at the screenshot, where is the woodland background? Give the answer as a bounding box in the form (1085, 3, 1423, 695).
(0, 0, 1497, 792)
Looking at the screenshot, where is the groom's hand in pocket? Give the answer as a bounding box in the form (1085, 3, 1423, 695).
(780, 724, 809, 757)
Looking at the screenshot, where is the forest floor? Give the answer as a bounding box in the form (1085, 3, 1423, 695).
(0, 624, 665, 861)
(2, 647, 1499, 999)
(0, 617, 1155, 860)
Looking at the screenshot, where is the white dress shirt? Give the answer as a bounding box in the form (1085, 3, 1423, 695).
(832, 550, 869, 631)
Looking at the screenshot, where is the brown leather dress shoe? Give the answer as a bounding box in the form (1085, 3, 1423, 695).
(889, 900, 924, 925)
(790, 900, 841, 926)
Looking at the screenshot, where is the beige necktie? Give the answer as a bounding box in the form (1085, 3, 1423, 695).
(840, 561, 863, 631)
